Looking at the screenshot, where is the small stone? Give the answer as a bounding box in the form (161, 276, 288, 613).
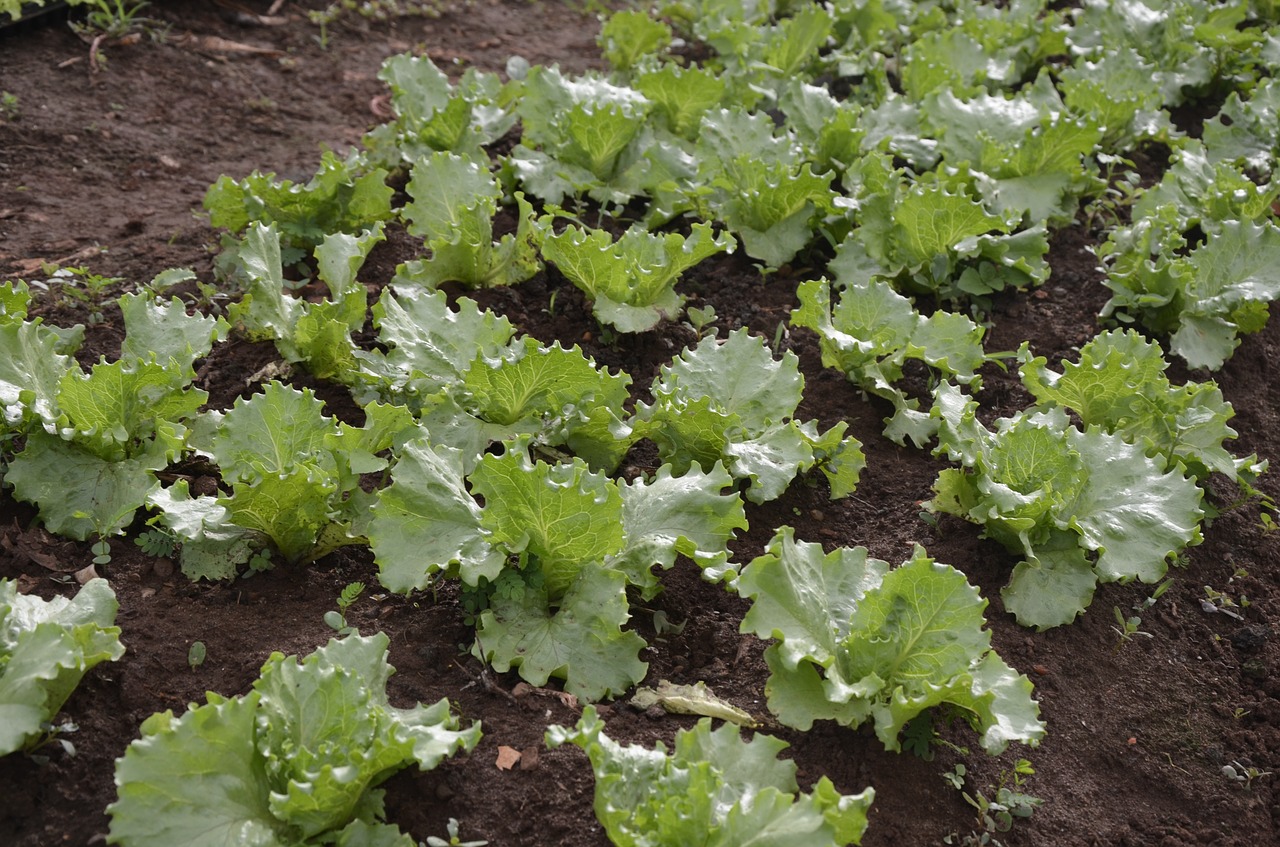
(152, 558, 175, 579)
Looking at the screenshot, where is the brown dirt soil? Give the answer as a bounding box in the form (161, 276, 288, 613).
(2, 3, 1279, 846)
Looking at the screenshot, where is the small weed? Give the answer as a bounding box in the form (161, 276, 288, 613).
(1222, 761, 1272, 789)
(134, 527, 179, 559)
(0, 91, 18, 121)
(187, 641, 207, 669)
(28, 266, 120, 324)
(684, 304, 719, 337)
(91, 538, 113, 567)
(27, 720, 79, 763)
(309, 0, 444, 49)
(943, 759, 1041, 843)
(1112, 579, 1173, 651)
(324, 581, 366, 635)
(71, 0, 160, 39)
(247, 550, 274, 573)
(425, 817, 488, 847)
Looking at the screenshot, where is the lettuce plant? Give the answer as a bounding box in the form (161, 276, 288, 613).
(1018, 329, 1265, 485)
(546, 705, 875, 847)
(361, 53, 515, 169)
(735, 527, 1045, 755)
(634, 329, 865, 503)
(508, 66, 655, 205)
(205, 150, 393, 252)
(1099, 217, 1280, 370)
(540, 219, 734, 333)
(837, 156, 1050, 301)
(225, 222, 383, 382)
(790, 277, 988, 448)
(108, 633, 480, 847)
(4, 291, 225, 541)
(0, 578, 125, 756)
(152, 381, 416, 577)
(928, 383, 1205, 630)
(369, 438, 747, 699)
(400, 152, 540, 290)
(694, 108, 838, 268)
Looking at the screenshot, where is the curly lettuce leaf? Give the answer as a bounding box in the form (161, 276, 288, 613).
(0, 320, 79, 428)
(204, 151, 393, 248)
(638, 329, 864, 502)
(108, 633, 479, 847)
(470, 446, 625, 600)
(6, 432, 167, 540)
(1102, 219, 1280, 369)
(791, 277, 986, 447)
(476, 566, 647, 701)
(402, 152, 540, 289)
(0, 578, 124, 755)
(541, 220, 733, 333)
(356, 286, 515, 404)
(930, 383, 1205, 629)
(1018, 329, 1262, 482)
(606, 462, 748, 594)
(118, 291, 229, 377)
(362, 54, 514, 167)
(370, 439, 502, 592)
(547, 706, 874, 847)
(737, 529, 1044, 755)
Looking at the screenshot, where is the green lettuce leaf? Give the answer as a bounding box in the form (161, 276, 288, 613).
(0, 578, 125, 755)
(1102, 219, 1280, 369)
(637, 329, 864, 502)
(470, 447, 625, 600)
(546, 706, 874, 847)
(0, 320, 78, 428)
(362, 54, 514, 168)
(204, 150, 393, 248)
(370, 439, 502, 592)
(790, 277, 986, 447)
(1018, 329, 1263, 482)
(930, 383, 1205, 629)
(118, 291, 229, 377)
(6, 432, 167, 540)
(476, 566, 647, 702)
(108, 633, 479, 847)
(736, 528, 1045, 754)
(541, 220, 734, 333)
(355, 286, 515, 405)
(402, 152, 540, 289)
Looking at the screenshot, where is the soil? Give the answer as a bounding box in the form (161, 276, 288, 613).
(2, 3, 1279, 846)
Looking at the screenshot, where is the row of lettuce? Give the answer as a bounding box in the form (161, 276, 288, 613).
(4, 0, 1280, 844)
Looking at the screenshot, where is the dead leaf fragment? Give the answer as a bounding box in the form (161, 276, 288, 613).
(170, 33, 284, 57)
(495, 745, 521, 770)
(630, 679, 757, 727)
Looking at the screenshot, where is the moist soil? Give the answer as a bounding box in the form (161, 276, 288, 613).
(1, 3, 1279, 846)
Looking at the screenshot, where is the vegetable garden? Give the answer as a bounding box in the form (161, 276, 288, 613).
(1, 0, 1279, 844)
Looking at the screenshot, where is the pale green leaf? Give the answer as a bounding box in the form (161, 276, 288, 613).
(476, 567, 647, 701)
(738, 526, 890, 669)
(118, 292, 229, 375)
(607, 462, 747, 595)
(470, 447, 624, 600)
(1065, 428, 1203, 583)
(7, 432, 164, 540)
(369, 439, 502, 592)
(0, 579, 124, 755)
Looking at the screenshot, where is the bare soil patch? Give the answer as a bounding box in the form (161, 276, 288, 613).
(1, 3, 1278, 846)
